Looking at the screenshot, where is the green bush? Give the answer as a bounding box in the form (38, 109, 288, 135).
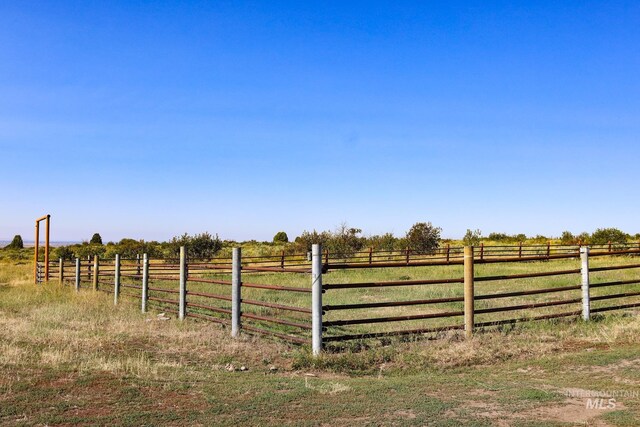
(170, 232, 222, 259)
(405, 222, 441, 254)
(90, 233, 103, 245)
(590, 228, 629, 245)
(462, 229, 482, 247)
(5, 235, 24, 249)
(272, 231, 289, 243)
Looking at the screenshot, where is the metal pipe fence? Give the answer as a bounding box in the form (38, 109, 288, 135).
(46, 243, 640, 355)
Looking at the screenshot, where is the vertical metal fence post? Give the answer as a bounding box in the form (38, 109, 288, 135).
(59, 258, 64, 285)
(464, 246, 475, 338)
(581, 246, 590, 321)
(141, 253, 149, 313)
(114, 254, 121, 305)
(312, 244, 323, 356)
(74, 258, 80, 291)
(179, 246, 187, 320)
(92, 255, 99, 291)
(232, 247, 242, 337)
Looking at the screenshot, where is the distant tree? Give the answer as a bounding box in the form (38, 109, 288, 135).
(590, 228, 629, 245)
(487, 232, 510, 242)
(560, 231, 576, 245)
(367, 233, 397, 251)
(294, 230, 330, 253)
(577, 232, 591, 245)
(54, 246, 74, 260)
(5, 235, 24, 249)
(463, 229, 482, 247)
(170, 232, 222, 259)
(273, 231, 289, 243)
(90, 233, 103, 245)
(405, 222, 441, 254)
(327, 223, 365, 259)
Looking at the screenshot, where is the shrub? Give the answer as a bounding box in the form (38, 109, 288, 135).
(405, 222, 441, 254)
(273, 231, 289, 243)
(560, 231, 576, 245)
(463, 229, 482, 247)
(5, 235, 24, 249)
(53, 246, 74, 260)
(366, 233, 398, 252)
(294, 230, 330, 253)
(590, 228, 629, 245)
(90, 233, 103, 245)
(326, 224, 365, 259)
(170, 232, 222, 259)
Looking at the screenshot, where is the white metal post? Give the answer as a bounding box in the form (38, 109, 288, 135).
(312, 244, 323, 356)
(114, 254, 121, 305)
(141, 253, 149, 313)
(74, 258, 80, 291)
(581, 246, 590, 321)
(232, 247, 242, 337)
(179, 246, 187, 320)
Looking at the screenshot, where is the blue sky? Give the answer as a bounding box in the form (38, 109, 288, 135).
(1, 1, 639, 242)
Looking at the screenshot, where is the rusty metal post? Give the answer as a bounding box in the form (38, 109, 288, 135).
(114, 254, 121, 305)
(480, 243, 484, 261)
(464, 246, 475, 339)
(179, 246, 186, 320)
(141, 253, 149, 313)
(312, 244, 323, 356)
(74, 257, 80, 291)
(369, 247, 373, 265)
(232, 247, 241, 337)
(405, 248, 410, 264)
(87, 255, 92, 283)
(136, 254, 141, 277)
(446, 244, 451, 263)
(92, 255, 99, 291)
(280, 250, 285, 269)
(59, 258, 64, 285)
(547, 241, 551, 258)
(581, 246, 590, 321)
(34, 221, 39, 284)
(518, 242, 522, 258)
(44, 215, 50, 281)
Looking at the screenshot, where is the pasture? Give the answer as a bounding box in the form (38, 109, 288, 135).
(2, 258, 640, 425)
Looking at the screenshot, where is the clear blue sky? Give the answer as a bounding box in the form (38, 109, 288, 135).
(2, 1, 639, 242)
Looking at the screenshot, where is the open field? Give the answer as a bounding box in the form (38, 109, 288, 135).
(3, 261, 640, 425)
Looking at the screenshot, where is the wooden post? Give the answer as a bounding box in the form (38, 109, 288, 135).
(87, 255, 92, 283)
(464, 246, 475, 339)
(92, 255, 99, 291)
(59, 258, 64, 285)
(44, 215, 50, 281)
(179, 246, 187, 320)
(34, 221, 39, 284)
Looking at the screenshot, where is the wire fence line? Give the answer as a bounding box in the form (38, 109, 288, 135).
(41, 243, 640, 355)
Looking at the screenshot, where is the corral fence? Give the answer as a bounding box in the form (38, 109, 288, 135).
(40, 243, 640, 355)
